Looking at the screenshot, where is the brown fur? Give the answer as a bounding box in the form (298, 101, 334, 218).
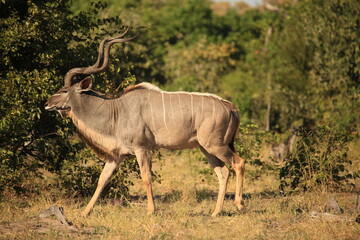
(69, 111, 120, 161)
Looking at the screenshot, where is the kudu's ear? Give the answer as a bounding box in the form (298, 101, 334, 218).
(77, 77, 93, 92)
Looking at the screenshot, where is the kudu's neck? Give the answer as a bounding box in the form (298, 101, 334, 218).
(69, 92, 122, 135)
(68, 92, 126, 161)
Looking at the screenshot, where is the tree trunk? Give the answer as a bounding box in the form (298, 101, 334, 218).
(263, 27, 273, 131)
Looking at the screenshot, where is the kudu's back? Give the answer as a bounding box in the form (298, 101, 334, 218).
(121, 82, 240, 151)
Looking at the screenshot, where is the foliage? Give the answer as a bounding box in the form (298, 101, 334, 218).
(218, 0, 360, 132)
(0, 0, 78, 194)
(59, 148, 164, 198)
(235, 123, 274, 165)
(0, 69, 69, 194)
(299, 0, 360, 128)
(272, 0, 359, 131)
(59, 147, 139, 198)
(0, 0, 137, 196)
(0, 0, 359, 197)
(88, 0, 260, 90)
(279, 126, 357, 194)
(164, 37, 236, 92)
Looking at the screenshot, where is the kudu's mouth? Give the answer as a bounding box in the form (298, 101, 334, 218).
(44, 103, 70, 111)
(44, 105, 55, 111)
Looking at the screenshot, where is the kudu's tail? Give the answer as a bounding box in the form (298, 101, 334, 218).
(228, 107, 240, 153)
(229, 132, 236, 152)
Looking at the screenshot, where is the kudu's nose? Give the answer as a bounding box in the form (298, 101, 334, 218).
(44, 101, 51, 110)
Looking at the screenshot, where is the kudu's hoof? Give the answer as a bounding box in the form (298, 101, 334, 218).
(211, 211, 220, 217)
(236, 204, 245, 211)
(147, 210, 155, 216)
(235, 200, 245, 212)
(81, 209, 92, 217)
(82, 212, 91, 218)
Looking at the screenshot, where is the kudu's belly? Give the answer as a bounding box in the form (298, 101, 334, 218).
(152, 127, 199, 150)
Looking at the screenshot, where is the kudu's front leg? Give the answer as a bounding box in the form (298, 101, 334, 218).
(135, 149, 155, 215)
(82, 160, 120, 216)
(200, 146, 230, 217)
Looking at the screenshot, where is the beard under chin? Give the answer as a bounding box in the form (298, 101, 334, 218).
(58, 110, 70, 119)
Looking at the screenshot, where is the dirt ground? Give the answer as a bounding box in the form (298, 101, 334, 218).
(1, 150, 359, 239)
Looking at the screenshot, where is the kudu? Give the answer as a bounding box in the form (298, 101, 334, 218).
(45, 28, 245, 217)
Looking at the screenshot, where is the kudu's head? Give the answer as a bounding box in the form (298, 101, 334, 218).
(45, 27, 137, 117)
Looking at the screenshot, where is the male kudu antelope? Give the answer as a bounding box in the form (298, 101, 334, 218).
(45, 29, 245, 217)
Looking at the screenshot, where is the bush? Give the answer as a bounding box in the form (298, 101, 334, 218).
(59, 146, 163, 199)
(59, 147, 140, 198)
(0, 0, 137, 197)
(235, 123, 274, 165)
(279, 126, 358, 194)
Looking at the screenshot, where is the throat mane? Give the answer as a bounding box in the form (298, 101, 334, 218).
(68, 111, 119, 161)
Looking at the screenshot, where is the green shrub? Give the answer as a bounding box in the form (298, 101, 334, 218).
(235, 123, 274, 165)
(59, 147, 139, 198)
(0, 0, 136, 197)
(59, 146, 164, 199)
(279, 126, 357, 194)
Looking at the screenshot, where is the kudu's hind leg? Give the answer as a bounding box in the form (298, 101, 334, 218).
(214, 148, 245, 211)
(201, 146, 245, 214)
(200, 146, 230, 217)
(232, 153, 245, 211)
(82, 160, 120, 216)
(135, 149, 155, 215)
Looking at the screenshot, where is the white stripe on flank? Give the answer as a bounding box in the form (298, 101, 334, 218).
(169, 93, 175, 126)
(147, 90, 155, 130)
(201, 96, 204, 123)
(178, 93, 184, 124)
(190, 94, 194, 128)
(211, 97, 215, 122)
(217, 98, 230, 115)
(136, 82, 237, 127)
(161, 92, 169, 131)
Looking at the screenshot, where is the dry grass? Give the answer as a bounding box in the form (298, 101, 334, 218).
(1, 149, 359, 239)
